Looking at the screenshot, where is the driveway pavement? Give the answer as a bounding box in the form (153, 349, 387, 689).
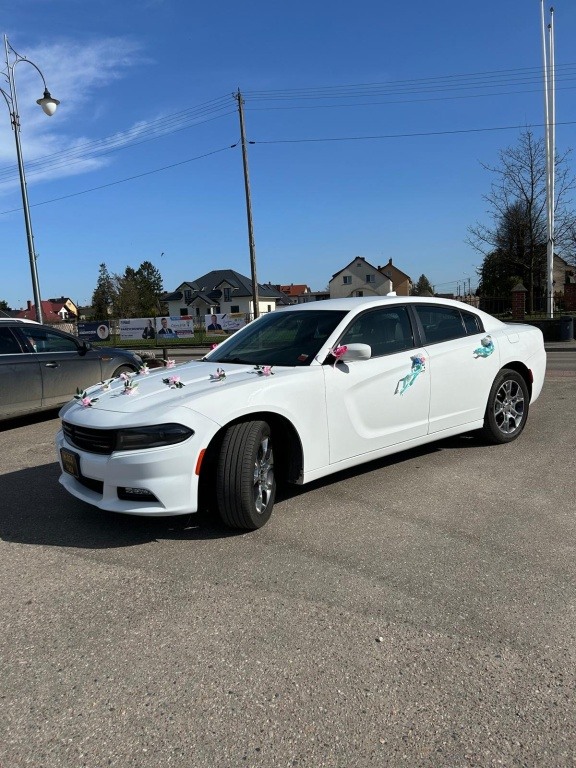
(0, 357, 575, 767)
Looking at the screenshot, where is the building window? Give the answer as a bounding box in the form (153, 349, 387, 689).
(267, 305, 272, 312)
(180, 308, 188, 316)
(366, 274, 375, 283)
(231, 305, 240, 313)
(184, 289, 192, 303)
(343, 275, 352, 285)
(223, 287, 231, 302)
(356, 290, 364, 297)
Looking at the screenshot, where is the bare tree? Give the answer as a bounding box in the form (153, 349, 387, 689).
(467, 129, 576, 309)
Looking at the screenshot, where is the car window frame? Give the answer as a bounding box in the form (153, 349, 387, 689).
(410, 304, 485, 345)
(12, 325, 84, 355)
(336, 304, 418, 359)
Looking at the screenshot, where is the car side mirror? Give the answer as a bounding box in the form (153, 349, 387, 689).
(340, 343, 372, 361)
(79, 340, 91, 356)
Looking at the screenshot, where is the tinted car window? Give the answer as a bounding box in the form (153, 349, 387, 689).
(415, 306, 466, 344)
(25, 327, 80, 353)
(0, 327, 24, 354)
(339, 306, 415, 357)
(462, 310, 484, 334)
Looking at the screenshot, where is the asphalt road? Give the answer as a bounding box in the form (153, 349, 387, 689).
(1, 363, 575, 767)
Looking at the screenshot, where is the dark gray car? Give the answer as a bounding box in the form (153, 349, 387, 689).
(0, 319, 142, 420)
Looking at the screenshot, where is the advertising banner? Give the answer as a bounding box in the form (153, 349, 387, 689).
(204, 313, 246, 333)
(78, 321, 110, 342)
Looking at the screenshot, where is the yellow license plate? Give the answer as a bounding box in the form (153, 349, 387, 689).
(60, 448, 80, 478)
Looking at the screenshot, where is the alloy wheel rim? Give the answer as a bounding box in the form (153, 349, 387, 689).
(494, 379, 525, 435)
(253, 436, 274, 515)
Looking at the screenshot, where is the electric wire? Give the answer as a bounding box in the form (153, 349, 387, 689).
(0, 144, 237, 215)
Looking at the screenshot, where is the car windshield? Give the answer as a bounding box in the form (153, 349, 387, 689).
(206, 309, 348, 367)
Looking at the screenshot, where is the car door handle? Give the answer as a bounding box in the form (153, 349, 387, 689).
(44, 362, 59, 368)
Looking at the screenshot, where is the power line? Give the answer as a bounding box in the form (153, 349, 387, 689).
(250, 120, 576, 145)
(0, 144, 237, 215)
(0, 95, 236, 184)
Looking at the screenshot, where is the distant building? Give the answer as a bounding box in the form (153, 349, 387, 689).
(163, 269, 288, 321)
(329, 257, 392, 299)
(376, 259, 412, 296)
(15, 297, 78, 323)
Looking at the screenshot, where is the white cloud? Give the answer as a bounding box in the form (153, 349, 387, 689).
(0, 36, 148, 183)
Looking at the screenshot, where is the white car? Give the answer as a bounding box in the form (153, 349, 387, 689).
(56, 297, 546, 530)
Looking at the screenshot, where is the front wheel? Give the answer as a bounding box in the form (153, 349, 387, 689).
(216, 420, 276, 530)
(111, 364, 136, 377)
(482, 369, 529, 444)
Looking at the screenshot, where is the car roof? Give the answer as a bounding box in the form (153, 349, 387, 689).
(0, 317, 41, 324)
(276, 295, 505, 329)
(279, 295, 473, 312)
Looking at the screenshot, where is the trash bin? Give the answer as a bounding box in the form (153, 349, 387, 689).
(559, 315, 574, 341)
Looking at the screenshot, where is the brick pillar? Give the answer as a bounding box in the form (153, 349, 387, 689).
(511, 283, 527, 320)
(564, 284, 576, 311)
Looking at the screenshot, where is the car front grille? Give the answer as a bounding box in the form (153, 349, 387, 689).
(63, 421, 117, 455)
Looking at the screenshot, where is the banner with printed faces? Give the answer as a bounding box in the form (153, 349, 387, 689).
(119, 317, 195, 340)
(205, 313, 246, 333)
(78, 321, 110, 342)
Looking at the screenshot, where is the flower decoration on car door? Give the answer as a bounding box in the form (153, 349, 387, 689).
(209, 368, 227, 382)
(253, 365, 274, 376)
(395, 354, 426, 396)
(473, 335, 495, 358)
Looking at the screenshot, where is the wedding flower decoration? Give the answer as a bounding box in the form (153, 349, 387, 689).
(138, 363, 150, 375)
(163, 375, 185, 389)
(396, 354, 426, 396)
(163, 359, 176, 369)
(123, 379, 139, 396)
(210, 343, 219, 350)
(254, 365, 274, 376)
(473, 335, 495, 358)
(209, 368, 227, 382)
(329, 345, 348, 367)
(74, 388, 98, 407)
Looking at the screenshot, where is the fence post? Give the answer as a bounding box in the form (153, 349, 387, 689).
(511, 283, 527, 320)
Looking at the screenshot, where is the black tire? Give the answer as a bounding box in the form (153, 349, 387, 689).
(216, 420, 276, 530)
(482, 369, 529, 444)
(112, 364, 136, 377)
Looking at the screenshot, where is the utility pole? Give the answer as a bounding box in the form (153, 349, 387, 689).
(541, 2, 556, 318)
(234, 89, 259, 320)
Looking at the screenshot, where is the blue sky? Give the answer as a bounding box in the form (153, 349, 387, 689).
(1, 0, 575, 309)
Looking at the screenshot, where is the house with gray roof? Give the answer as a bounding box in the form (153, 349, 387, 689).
(163, 269, 289, 323)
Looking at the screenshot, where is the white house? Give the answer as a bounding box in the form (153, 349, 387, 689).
(163, 269, 288, 323)
(329, 257, 393, 299)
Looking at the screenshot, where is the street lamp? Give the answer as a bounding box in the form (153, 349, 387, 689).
(1, 35, 59, 323)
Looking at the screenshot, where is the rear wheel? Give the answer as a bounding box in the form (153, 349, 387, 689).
(482, 369, 529, 444)
(216, 420, 276, 530)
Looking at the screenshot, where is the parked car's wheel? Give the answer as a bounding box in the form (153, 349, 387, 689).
(216, 420, 276, 530)
(482, 369, 529, 444)
(112, 364, 136, 377)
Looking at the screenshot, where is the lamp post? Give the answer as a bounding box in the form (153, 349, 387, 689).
(1, 35, 59, 323)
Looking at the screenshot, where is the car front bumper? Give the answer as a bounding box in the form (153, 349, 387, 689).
(55, 429, 202, 517)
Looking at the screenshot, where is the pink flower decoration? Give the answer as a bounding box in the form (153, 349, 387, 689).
(120, 372, 130, 382)
(211, 343, 218, 350)
(138, 364, 150, 375)
(169, 375, 180, 385)
(330, 345, 348, 367)
(165, 359, 176, 369)
(81, 397, 93, 408)
(261, 366, 273, 376)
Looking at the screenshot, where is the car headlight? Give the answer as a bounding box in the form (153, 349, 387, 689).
(116, 424, 194, 450)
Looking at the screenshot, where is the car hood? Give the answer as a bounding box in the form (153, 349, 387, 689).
(59, 359, 310, 424)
